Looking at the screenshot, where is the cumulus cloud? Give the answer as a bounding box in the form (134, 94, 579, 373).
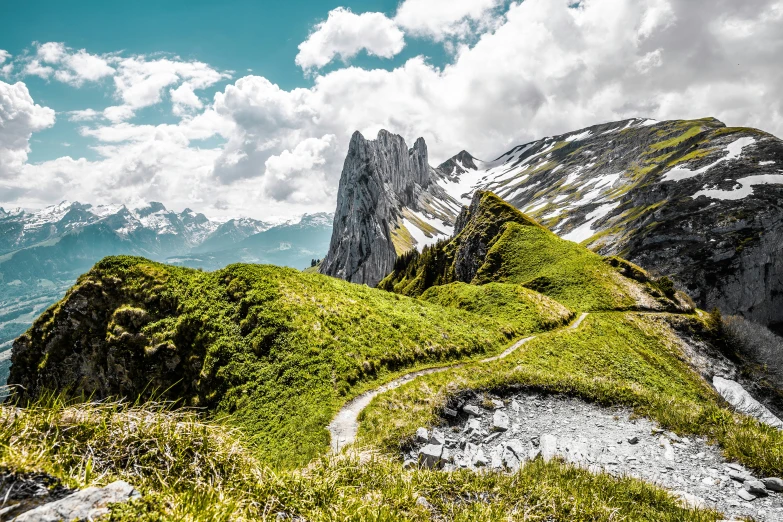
(23, 60, 54, 79)
(394, 0, 504, 40)
(263, 135, 336, 201)
(31, 42, 115, 86)
(295, 8, 405, 70)
(105, 56, 230, 121)
(0, 81, 56, 191)
(6, 0, 783, 220)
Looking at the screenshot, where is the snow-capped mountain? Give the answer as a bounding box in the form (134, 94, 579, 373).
(321, 118, 783, 328)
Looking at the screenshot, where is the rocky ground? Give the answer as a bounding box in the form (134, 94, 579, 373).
(405, 392, 783, 522)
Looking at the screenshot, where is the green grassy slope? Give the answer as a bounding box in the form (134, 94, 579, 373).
(0, 397, 723, 521)
(5, 191, 780, 521)
(358, 312, 783, 476)
(382, 192, 689, 312)
(8, 256, 569, 468)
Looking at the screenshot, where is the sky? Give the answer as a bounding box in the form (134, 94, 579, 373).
(1, 0, 782, 220)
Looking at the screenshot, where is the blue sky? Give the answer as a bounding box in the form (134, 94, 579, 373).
(1, 0, 781, 220)
(3, 0, 448, 164)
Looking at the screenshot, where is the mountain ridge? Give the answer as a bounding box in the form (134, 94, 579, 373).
(321, 117, 783, 328)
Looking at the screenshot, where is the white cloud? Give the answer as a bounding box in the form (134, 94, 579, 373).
(263, 135, 336, 201)
(0, 81, 56, 193)
(24, 59, 54, 79)
(0, 51, 12, 78)
(105, 56, 230, 121)
(5, 0, 783, 220)
(394, 0, 503, 41)
(37, 42, 66, 63)
(636, 49, 664, 73)
(67, 108, 101, 121)
(31, 42, 115, 86)
(170, 82, 203, 116)
(295, 8, 405, 70)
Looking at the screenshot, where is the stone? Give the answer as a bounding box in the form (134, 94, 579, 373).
(503, 448, 521, 471)
(673, 490, 707, 509)
(14, 480, 139, 522)
(416, 496, 433, 510)
(659, 436, 676, 461)
(490, 447, 504, 469)
(463, 404, 482, 417)
(419, 444, 445, 469)
(492, 411, 510, 432)
(429, 430, 446, 446)
(737, 489, 758, 502)
(490, 399, 504, 409)
(504, 439, 527, 459)
(713, 377, 783, 429)
(484, 432, 501, 444)
(729, 470, 750, 482)
(415, 427, 429, 443)
(761, 477, 783, 492)
(443, 407, 458, 418)
(540, 434, 558, 462)
(627, 436, 639, 445)
(745, 480, 769, 497)
(473, 448, 489, 467)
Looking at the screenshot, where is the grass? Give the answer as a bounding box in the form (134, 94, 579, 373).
(381, 192, 681, 313)
(357, 312, 783, 476)
(0, 395, 724, 521)
(420, 282, 573, 335)
(9, 257, 557, 469)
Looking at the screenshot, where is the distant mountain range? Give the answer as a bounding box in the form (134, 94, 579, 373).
(0, 201, 333, 383)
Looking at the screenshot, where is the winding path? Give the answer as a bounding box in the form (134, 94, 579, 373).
(328, 312, 589, 453)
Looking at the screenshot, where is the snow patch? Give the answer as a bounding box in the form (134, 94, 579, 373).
(692, 175, 783, 201)
(566, 130, 592, 142)
(661, 137, 756, 182)
(759, 160, 776, 166)
(561, 202, 620, 243)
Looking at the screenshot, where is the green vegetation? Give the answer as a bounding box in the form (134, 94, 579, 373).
(420, 282, 573, 335)
(11, 257, 538, 468)
(5, 186, 780, 521)
(383, 192, 684, 312)
(0, 396, 723, 521)
(358, 312, 783, 476)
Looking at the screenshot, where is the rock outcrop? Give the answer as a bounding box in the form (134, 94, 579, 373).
(320, 130, 459, 286)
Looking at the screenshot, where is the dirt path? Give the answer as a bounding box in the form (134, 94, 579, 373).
(328, 313, 589, 453)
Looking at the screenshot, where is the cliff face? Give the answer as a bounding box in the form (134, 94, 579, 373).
(320, 130, 459, 286)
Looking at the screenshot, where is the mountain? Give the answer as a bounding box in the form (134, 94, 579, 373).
(320, 130, 461, 286)
(7, 191, 783, 520)
(0, 202, 333, 384)
(322, 117, 783, 328)
(167, 212, 333, 271)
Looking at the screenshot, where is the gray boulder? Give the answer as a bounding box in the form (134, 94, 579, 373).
(14, 480, 139, 522)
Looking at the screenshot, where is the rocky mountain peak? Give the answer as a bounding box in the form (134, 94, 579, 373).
(136, 202, 167, 218)
(320, 130, 458, 286)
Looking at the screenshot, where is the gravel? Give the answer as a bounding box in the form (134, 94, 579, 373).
(406, 392, 783, 521)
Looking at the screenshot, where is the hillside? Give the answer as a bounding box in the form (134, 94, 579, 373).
(8, 255, 567, 467)
(322, 118, 783, 329)
(0, 205, 333, 385)
(5, 190, 783, 520)
(381, 191, 692, 313)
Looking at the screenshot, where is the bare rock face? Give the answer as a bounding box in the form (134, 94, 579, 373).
(320, 130, 458, 286)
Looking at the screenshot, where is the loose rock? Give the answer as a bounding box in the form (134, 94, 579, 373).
(14, 481, 139, 522)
